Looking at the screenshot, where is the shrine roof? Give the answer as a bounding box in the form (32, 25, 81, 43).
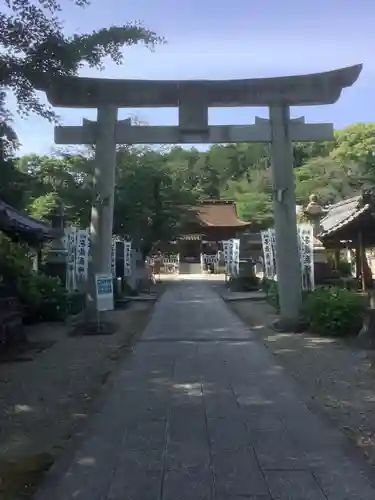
(0, 199, 56, 242)
(194, 200, 250, 228)
(319, 194, 372, 238)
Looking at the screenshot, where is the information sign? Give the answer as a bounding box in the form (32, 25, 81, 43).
(95, 273, 114, 311)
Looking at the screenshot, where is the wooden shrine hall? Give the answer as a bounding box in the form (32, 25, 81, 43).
(178, 200, 250, 274)
(150, 200, 250, 274)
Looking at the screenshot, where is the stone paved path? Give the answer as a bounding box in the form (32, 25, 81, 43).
(35, 281, 375, 499)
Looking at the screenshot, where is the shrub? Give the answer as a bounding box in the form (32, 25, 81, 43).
(19, 273, 66, 322)
(0, 233, 68, 322)
(0, 233, 33, 286)
(267, 280, 279, 309)
(260, 278, 273, 293)
(229, 275, 260, 292)
(66, 291, 86, 316)
(304, 286, 367, 336)
(337, 261, 352, 276)
(34, 274, 66, 321)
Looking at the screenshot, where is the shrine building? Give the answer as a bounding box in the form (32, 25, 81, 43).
(177, 200, 250, 274)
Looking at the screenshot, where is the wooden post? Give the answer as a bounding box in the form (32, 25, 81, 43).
(334, 250, 340, 270)
(359, 230, 366, 292)
(355, 238, 361, 280)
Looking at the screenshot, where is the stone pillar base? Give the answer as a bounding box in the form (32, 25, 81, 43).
(357, 308, 375, 349)
(271, 318, 307, 333)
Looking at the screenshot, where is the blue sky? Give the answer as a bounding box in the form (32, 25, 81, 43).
(11, 0, 375, 155)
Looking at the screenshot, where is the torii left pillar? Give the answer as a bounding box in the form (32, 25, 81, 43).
(89, 105, 118, 280)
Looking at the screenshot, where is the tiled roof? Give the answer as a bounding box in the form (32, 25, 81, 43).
(194, 200, 250, 228)
(0, 199, 55, 239)
(319, 195, 370, 237)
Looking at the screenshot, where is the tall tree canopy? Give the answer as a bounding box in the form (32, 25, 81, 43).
(0, 122, 372, 249)
(0, 0, 163, 121)
(1, 4, 373, 246)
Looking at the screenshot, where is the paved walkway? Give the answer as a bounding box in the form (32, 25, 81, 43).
(35, 281, 375, 499)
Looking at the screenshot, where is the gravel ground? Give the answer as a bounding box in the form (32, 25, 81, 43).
(227, 297, 375, 468)
(0, 299, 158, 499)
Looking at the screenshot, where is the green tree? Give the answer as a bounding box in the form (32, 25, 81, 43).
(113, 147, 198, 255)
(293, 141, 334, 168)
(15, 153, 93, 225)
(0, 157, 34, 208)
(0, 90, 19, 161)
(6, 122, 375, 241)
(28, 192, 61, 221)
(1, 0, 163, 120)
(330, 123, 375, 178)
(224, 177, 273, 228)
(236, 192, 273, 229)
(294, 157, 366, 205)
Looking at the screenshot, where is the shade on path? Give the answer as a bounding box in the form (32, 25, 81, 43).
(35, 280, 375, 499)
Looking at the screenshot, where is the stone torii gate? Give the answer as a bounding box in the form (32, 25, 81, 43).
(37, 64, 362, 327)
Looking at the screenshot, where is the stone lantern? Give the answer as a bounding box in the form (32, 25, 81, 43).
(304, 194, 326, 236)
(303, 194, 330, 273)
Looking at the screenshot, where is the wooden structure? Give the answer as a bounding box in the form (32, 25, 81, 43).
(178, 200, 250, 274)
(0, 199, 56, 245)
(0, 200, 56, 350)
(151, 200, 250, 274)
(318, 191, 375, 290)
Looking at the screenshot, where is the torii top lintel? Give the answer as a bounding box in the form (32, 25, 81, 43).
(36, 64, 362, 109)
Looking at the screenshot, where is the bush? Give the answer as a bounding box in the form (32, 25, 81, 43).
(19, 273, 67, 322)
(0, 232, 69, 322)
(304, 287, 367, 336)
(264, 280, 311, 314)
(37, 274, 66, 321)
(66, 291, 86, 316)
(267, 280, 279, 309)
(337, 261, 352, 276)
(260, 278, 271, 292)
(229, 275, 260, 292)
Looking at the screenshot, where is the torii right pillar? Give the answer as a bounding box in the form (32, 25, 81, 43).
(267, 105, 347, 330)
(261, 64, 362, 330)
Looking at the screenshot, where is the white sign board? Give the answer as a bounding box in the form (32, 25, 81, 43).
(95, 273, 114, 311)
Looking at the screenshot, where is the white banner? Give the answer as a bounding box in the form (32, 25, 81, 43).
(261, 229, 276, 280)
(111, 237, 116, 277)
(298, 224, 315, 291)
(261, 225, 315, 289)
(231, 238, 240, 276)
(75, 229, 89, 284)
(65, 227, 77, 292)
(63, 228, 133, 287)
(221, 239, 240, 276)
(124, 241, 132, 276)
(222, 240, 231, 275)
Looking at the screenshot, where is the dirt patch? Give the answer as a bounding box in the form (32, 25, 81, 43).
(227, 298, 375, 468)
(0, 290, 163, 499)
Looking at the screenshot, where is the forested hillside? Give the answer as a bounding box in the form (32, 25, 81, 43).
(1, 123, 375, 242)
